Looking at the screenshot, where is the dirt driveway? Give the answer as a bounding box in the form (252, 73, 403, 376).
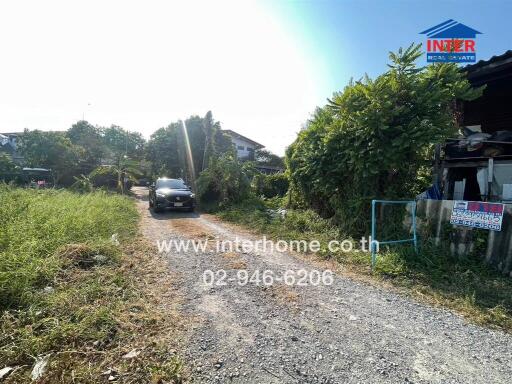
(133, 187, 511, 384)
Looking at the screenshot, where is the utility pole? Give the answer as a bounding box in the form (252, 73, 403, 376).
(202, 111, 213, 172)
(123, 129, 128, 194)
(82, 103, 91, 121)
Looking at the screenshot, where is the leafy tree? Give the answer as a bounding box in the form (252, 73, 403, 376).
(89, 166, 119, 190)
(213, 123, 234, 155)
(88, 158, 141, 194)
(103, 125, 145, 161)
(0, 153, 18, 174)
(287, 44, 484, 235)
(252, 172, 289, 198)
(146, 122, 187, 179)
(196, 151, 252, 209)
(255, 149, 285, 168)
(110, 157, 143, 194)
(182, 113, 232, 174)
(67, 120, 106, 173)
(145, 112, 233, 181)
(14, 123, 146, 189)
(201, 111, 215, 171)
(17, 129, 82, 185)
(70, 174, 94, 193)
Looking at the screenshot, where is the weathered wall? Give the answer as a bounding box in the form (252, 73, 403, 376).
(416, 200, 512, 276)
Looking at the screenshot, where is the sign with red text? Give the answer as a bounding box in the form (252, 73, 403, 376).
(420, 20, 482, 63)
(450, 201, 504, 231)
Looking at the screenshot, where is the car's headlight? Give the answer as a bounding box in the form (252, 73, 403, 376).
(190, 194, 195, 199)
(156, 192, 166, 198)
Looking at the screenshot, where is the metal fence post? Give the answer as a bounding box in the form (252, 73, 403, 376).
(412, 201, 418, 253)
(371, 200, 377, 270)
(371, 200, 419, 269)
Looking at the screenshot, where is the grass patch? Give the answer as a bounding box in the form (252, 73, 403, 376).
(0, 186, 137, 310)
(217, 198, 512, 333)
(0, 185, 184, 382)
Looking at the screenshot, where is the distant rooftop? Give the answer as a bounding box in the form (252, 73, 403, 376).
(0, 130, 66, 136)
(223, 129, 264, 149)
(0, 132, 23, 136)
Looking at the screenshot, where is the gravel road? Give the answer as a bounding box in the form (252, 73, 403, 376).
(133, 187, 512, 384)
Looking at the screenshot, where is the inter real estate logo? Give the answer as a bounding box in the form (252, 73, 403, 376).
(420, 19, 482, 63)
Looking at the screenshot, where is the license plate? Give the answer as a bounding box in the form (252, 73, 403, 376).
(174, 202, 183, 207)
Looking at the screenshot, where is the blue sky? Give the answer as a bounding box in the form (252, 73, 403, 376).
(0, 1, 510, 155)
(268, 0, 512, 102)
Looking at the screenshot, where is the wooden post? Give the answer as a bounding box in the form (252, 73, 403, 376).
(487, 158, 494, 201)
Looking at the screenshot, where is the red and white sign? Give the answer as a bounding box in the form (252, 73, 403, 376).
(450, 201, 504, 231)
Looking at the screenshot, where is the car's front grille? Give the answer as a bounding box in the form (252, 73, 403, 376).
(166, 195, 190, 203)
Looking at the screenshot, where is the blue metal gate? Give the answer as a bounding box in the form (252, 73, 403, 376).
(371, 200, 418, 269)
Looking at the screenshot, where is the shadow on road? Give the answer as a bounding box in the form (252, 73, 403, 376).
(132, 186, 150, 201)
(149, 209, 201, 220)
(135, 193, 149, 202)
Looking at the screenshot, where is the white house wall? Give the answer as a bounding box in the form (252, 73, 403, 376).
(230, 136, 256, 159)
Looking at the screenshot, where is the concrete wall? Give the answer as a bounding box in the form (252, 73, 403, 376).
(416, 200, 512, 276)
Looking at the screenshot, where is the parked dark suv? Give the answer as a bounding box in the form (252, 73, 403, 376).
(148, 178, 196, 213)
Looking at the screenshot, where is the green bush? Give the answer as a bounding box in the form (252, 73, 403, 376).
(196, 153, 252, 210)
(218, 196, 341, 245)
(89, 166, 119, 189)
(0, 153, 18, 173)
(252, 172, 289, 198)
(0, 154, 22, 184)
(70, 174, 94, 193)
(286, 44, 484, 236)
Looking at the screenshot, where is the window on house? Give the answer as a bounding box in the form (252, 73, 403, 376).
(237, 145, 245, 150)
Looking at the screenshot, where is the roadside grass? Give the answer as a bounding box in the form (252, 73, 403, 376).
(217, 198, 512, 333)
(0, 185, 184, 383)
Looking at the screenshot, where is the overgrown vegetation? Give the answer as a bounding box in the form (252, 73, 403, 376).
(286, 44, 484, 235)
(16, 122, 146, 187)
(0, 154, 18, 174)
(0, 154, 21, 184)
(206, 46, 511, 332)
(196, 152, 254, 211)
(146, 112, 233, 180)
(252, 172, 289, 198)
(0, 185, 184, 382)
(254, 149, 285, 168)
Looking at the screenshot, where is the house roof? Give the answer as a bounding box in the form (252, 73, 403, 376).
(0, 130, 66, 136)
(223, 129, 264, 149)
(0, 133, 15, 151)
(420, 19, 482, 38)
(463, 50, 512, 84)
(464, 50, 512, 73)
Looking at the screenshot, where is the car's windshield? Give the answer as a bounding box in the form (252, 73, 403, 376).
(156, 179, 188, 189)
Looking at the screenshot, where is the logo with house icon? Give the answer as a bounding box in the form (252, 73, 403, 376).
(420, 20, 482, 63)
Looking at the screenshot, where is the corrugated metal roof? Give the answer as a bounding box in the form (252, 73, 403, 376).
(464, 50, 512, 73)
